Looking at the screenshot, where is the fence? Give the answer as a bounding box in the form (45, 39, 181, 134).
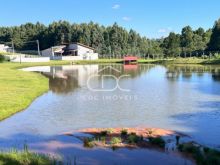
(4, 54, 50, 63)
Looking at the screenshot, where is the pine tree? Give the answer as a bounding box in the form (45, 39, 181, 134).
(208, 19, 220, 51)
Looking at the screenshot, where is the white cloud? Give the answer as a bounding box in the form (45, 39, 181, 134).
(112, 4, 120, 9)
(158, 27, 173, 33)
(158, 29, 167, 33)
(122, 16, 131, 21)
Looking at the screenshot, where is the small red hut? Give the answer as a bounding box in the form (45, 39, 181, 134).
(123, 56, 138, 63)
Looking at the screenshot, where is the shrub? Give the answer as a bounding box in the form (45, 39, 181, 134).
(178, 143, 220, 165)
(0, 55, 5, 63)
(148, 137, 165, 148)
(127, 133, 139, 144)
(110, 137, 122, 145)
(214, 53, 220, 59)
(201, 55, 209, 59)
(203, 147, 210, 153)
(121, 129, 128, 136)
(83, 138, 94, 148)
(106, 128, 114, 134)
(100, 136, 106, 143)
(100, 130, 108, 136)
(100, 129, 114, 136)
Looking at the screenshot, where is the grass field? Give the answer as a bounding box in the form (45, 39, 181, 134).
(0, 61, 71, 121)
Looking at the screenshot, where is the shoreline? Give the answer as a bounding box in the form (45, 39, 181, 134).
(0, 59, 220, 121)
(62, 127, 220, 165)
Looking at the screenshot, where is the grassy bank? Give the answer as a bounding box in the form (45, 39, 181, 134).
(0, 59, 124, 122)
(137, 57, 220, 64)
(0, 150, 54, 165)
(77, 58, 220, 65)
(0, 61, 71, 121)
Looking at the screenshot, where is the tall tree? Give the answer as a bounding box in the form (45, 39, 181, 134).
(162, 32, 181, 57)
(208, 19, 220, 51)
(181, 26, 194, 55)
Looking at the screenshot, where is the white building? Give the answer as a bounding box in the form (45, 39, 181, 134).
(0, 44, 10, 52)
(41, 43, 98, 60)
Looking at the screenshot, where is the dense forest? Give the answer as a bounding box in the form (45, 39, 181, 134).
(0, 18, 220, 58)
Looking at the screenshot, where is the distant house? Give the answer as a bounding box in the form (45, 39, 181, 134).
(41, 43, 98, 60)
(0, 44, 10, 52)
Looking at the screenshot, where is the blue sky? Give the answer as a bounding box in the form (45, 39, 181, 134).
(1, 0, 220, 38)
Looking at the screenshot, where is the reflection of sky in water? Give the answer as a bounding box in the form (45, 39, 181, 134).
(1, 64, 220, 151)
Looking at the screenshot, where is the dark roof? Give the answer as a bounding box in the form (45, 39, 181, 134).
(73, 42, 95, 50)
(61, 42, 95, 50)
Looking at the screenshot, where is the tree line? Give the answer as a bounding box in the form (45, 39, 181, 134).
(0, 19, 220, 58)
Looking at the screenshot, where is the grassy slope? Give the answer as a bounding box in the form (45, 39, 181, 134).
(0, 150, 53, 165)
(0, 61, 70, 121)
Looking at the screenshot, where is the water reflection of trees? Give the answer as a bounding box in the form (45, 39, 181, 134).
(165, 65, 220, 81)
(40, 64, 220, 95)
(97, 64, 155, 79)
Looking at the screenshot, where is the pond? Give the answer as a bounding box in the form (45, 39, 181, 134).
(0, 64, 220, 164)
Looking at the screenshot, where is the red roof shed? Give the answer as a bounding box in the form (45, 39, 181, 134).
(123, 56, 138, 62)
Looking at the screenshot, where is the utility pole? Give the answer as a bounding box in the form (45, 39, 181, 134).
(36, 40, 40, 56)
(11, 41, 15, 54)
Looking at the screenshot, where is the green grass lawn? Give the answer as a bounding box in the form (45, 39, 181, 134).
(0, 61, 71, 121)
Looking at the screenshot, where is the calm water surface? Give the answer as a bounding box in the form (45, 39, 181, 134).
(1, 64, 220, 164)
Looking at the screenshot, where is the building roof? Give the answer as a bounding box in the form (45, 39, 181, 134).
(62, 42, 95, 50)
(72, 43, 95, 50)
(124, 56, 138, 61)
(42, 43, 95, 52)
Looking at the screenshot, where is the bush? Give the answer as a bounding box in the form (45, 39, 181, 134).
(121, 129, 128, 136)
(178, 143, 198, 154)
(214, 53, 220, 59)
(100, 136, 106, 143)
(0, 55, 5, 63)
(178, 143, 220, 165)
(201, 55, 209, 59)
(127, 133, 139, 144)
(106, 128, 114, 134)
(100, 129, 114, 136)
(83, 138, 94, 148)
(100, 130, 108, 136)
(148, 137, 165, 148)
(110, 137, 122, 145)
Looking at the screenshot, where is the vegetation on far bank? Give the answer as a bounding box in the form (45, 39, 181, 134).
(1, 18, 220, 60)
(74, 57, 220, 65)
